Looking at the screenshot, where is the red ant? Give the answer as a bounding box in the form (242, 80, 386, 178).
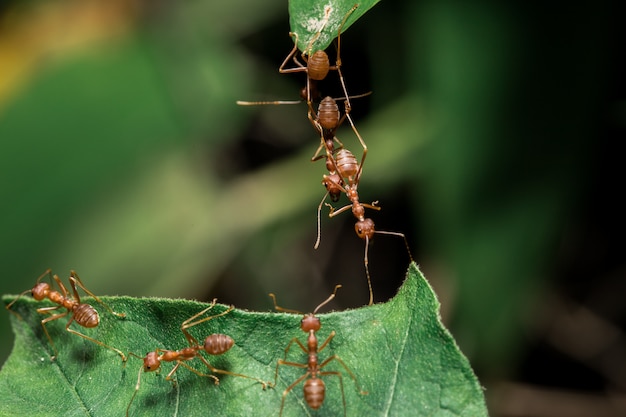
(310, 93, 369, 200)
(237, 92, 369, 184)
(278, 5, 357, 110)
(238, 90, 370, 212)
(317, 144, 414, 305)
(238, 5, 359, 116)
(6, 269, 126, 361)
(126, 300, 268, 416)
(237, 6, 370, 193)
(269, 285, 367, 416)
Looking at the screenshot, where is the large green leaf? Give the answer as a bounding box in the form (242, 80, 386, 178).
(0, 264, 487, 416)
(288, 0, 381, 52)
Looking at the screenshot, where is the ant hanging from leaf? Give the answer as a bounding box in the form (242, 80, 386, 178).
(278, 5, 359, 117)
(237, 5, 361, 119)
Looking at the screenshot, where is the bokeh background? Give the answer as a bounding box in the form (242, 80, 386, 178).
(1, 1, 624, 415)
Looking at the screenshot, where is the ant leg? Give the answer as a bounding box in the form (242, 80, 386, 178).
(344, 112, 368, 183)
(320, 356, 368, 395)
(38, 309, 68, 359)
(315, 190, 330, 249)
(308, 104, 323, 136)
(334, 135, 346, 151)
(316, 330, 336, 353)
(326, 201, 352, 218)
(283, 337, 308, 359)
(363, 234, 373, 302)
(277, 370, 310, 417)
(196, 355, 268, 389)
(268, 293, 302, 315)
(69, 271, 125, 318)
(279, 33, 306, 74)
(323, 370, 348, 417)
(374, 231, 414, 264)
(180, 300, 234, 344)
(163, 361, 190, 382)
(358, 201, 381, 213)
(274, 359, 308, 383)
(176, 357, 219, 384)
(330, 5, 359, 111)
(65, 319, 127, 361)
(311, 140, 327, 163)
(52, 273, 69, 299)
(35, 268, 54, 284)
(126, 364, 145, 417)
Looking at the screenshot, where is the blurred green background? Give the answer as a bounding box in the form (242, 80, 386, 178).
(1, 0, 623, 415)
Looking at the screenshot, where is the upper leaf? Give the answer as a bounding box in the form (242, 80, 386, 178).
(288, 0, 381, 53)
(0, 263, 487, 416)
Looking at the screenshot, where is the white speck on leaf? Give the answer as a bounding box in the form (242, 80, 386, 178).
(305, 3, 333, 32)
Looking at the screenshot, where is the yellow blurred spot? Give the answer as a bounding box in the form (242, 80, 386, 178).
(0, 0, 140, 110)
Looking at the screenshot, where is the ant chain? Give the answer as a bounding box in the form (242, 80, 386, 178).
(316, 141, 414, 305)
(314, 125, 368, 251)
(6, 269, 126, 361)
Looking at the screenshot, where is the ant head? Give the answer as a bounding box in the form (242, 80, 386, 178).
(329, 190, 342, 203)
(31, 282, 50, 301)
(307, 50, 330, 81)
(322, 174, 343, 199)
(301, 314, 321, 333)
(143, 351, 161, 372)
(301, 84, 321, 103)
(355, 218, 375, 240)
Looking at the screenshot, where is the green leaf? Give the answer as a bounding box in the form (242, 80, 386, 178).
(288, 0, 381, 53)
(0, 264, 487, 416)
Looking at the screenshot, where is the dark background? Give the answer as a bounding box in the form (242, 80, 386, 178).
(0, 1, 623, 415)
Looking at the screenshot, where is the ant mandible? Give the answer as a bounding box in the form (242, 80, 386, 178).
(6, 269, 126, 361)
(126, 300, 268, 416)
(269, 285, 367, 416)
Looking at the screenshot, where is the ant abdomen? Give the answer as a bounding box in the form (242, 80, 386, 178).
(73, 304, 100, 328)
(203, 334, 234, 355)
(308, 51, 330, 81)
(334, 149, 359, 179)
(318, 96, 340, 130)
(304, 377, 325, 409)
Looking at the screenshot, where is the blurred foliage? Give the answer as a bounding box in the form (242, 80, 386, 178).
(0, 3, 622, 415)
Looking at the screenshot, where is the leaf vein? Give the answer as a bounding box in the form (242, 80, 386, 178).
(381, 306, 412, 416)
